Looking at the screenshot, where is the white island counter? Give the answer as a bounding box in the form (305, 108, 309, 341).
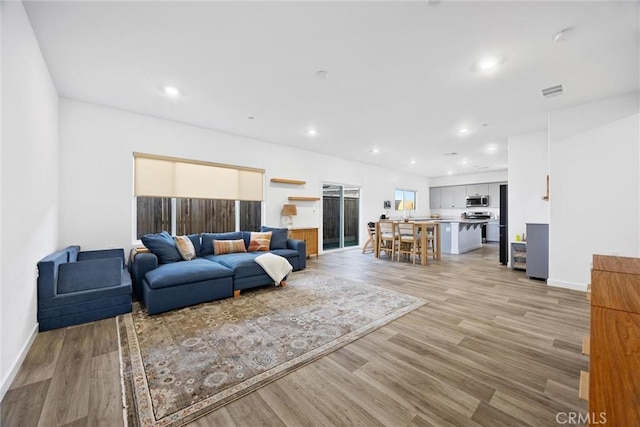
(437, 220, 488, 254)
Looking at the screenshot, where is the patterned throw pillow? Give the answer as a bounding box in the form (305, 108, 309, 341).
(174, 235, 196, 261)
(213, 239, 247, 255)
(248, 231, 272, 252)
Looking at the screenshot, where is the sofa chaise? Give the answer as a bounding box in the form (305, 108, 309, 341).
(37, 246, 132, 331)
(130, 227, 306, 315)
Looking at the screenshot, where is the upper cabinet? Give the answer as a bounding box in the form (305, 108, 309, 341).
(429, 181, 507, 209)
(440, 185, 467, 208)
(429, 187, 442, 209)
(488, 183, 501, 208)
(466, 183, 489, 196)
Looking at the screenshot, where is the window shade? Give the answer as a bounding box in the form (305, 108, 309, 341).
(134, 153, 264, 201)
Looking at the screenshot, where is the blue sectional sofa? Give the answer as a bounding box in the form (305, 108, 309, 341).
(37, 246, 132, 331)
(130, 228, 306, 315)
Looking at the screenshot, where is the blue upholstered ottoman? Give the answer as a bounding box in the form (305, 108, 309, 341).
(141, 258, 234, 315)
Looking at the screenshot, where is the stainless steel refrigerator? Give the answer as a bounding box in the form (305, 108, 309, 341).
(499, 184, 508, 265)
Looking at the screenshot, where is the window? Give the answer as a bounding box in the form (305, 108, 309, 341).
(134, 153, 264, 238)
(136, 198, 261, 239)
(395, 189, 416, 211)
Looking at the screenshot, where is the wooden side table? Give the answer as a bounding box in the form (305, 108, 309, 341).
(288, 228, 319, 258)
(587, 254, 640, 425)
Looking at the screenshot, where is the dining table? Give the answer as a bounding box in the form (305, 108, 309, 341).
(374, 220, 441, 265)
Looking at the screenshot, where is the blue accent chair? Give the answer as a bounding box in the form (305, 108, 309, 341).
(37, 246, 132, 331)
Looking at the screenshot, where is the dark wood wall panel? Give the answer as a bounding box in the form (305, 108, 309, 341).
(136, 197, 171, 239)
(138, 197, 262, 237)
(177, 199, 235, 234)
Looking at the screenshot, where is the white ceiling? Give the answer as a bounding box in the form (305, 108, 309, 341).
(23, 1, 640, 178)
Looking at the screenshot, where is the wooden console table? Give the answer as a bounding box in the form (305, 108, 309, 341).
(288, 227, 318, 258)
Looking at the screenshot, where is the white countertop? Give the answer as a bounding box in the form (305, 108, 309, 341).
(431, 219, 491, 224)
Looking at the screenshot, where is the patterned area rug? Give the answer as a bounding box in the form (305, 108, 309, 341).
(118, 269, 427, 427)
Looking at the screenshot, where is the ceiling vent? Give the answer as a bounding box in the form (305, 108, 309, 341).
(541, 84, 564, 98)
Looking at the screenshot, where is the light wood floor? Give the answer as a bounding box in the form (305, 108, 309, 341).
(2, 244, 590, 426)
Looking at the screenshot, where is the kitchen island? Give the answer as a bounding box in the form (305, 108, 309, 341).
(437, 219, 489, 254)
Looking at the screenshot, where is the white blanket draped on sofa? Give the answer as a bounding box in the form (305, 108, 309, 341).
(254, 253, 293, 285)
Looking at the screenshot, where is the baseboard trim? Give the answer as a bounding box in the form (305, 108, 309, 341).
(0, 322, 38, 400)
(547, 279, 588, 292)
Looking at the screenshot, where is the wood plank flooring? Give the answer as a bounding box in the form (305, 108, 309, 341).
(2, 244, 590, 426)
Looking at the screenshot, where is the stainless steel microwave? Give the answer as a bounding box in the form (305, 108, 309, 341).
(466, 195, 489, 207)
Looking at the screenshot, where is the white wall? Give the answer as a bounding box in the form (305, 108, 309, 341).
(548, 93, 639, 290)
(1, 1, 59, 397)
(58, 99, 429, 253)
(507, 131, 549, 245)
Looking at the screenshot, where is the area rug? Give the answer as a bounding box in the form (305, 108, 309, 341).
(118, 269, 427, 427)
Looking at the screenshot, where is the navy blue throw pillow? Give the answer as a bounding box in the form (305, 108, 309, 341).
(141, 231, 182, 264)
(260, 226, 288, 250)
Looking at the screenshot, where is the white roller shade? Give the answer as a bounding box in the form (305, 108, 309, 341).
(134, 153, 264, 201)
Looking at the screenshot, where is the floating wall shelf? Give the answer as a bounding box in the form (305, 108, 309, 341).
(288, 196, 320, 201)
(271, 178, 306, 185)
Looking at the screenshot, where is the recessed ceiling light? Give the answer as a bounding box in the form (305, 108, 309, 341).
(370, 148, 380, 154)
(487, 145, 497, 152)
(447, 171, 453, 175)
(461, 160, 468, 165)
(444, 152, 458, 156)
(410, 160, 416, 164)
(478, 58, 500, 71)
(161, 85, 180, 98)
(459, 127, 469, 134)
(307, 129, 318, 136)
(478, 58, 498, 70)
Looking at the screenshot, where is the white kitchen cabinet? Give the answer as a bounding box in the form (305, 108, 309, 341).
(466, 183, 489, 196)
(440, 185, 467, 208)
(487, 220, 499, 242)
(431, 181, 506, 209)
(429, 187, 442, 209)
(488, 183, 501, 208)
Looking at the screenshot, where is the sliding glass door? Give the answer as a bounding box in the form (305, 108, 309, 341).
(322, 184, 360, 250)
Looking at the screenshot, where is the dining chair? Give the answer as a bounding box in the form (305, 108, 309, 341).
(396, 222, 422, 264)
(378, 221, 397, 259)
(362, 222, 376, 254)
(424, 224, 436, 260)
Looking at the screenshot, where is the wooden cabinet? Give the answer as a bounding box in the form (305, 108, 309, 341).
(288, 228, 318, 258)
(588, 255, 640, 426)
